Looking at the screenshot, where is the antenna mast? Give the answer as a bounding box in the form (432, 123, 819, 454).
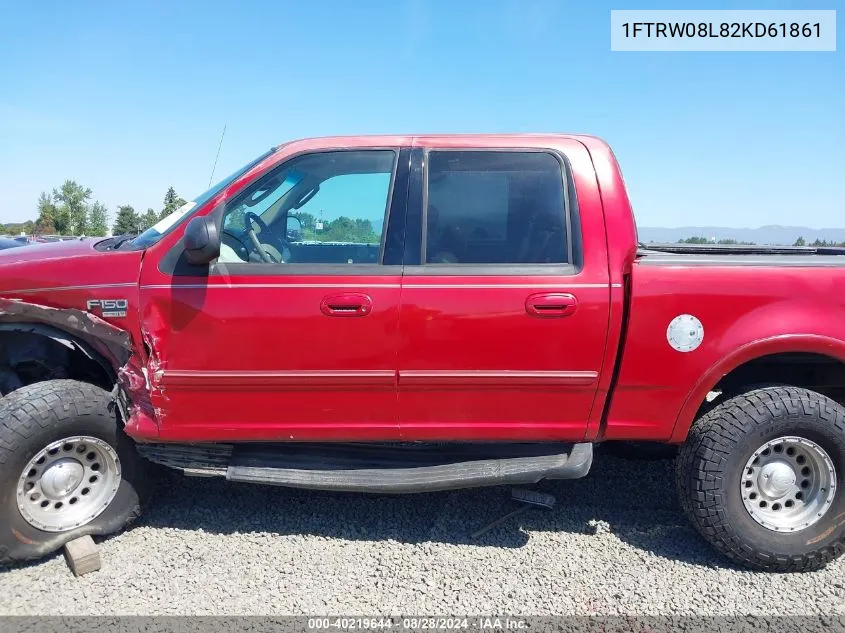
(208, 123, 227, 187)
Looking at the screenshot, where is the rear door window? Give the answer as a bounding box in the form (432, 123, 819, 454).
(425, 151, 569, 265)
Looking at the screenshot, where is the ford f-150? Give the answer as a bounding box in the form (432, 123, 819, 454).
(0, 134, 843, 572)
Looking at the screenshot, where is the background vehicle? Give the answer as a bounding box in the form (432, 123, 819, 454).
(0, 134, 843, 572)
(0, 237, 27, 250)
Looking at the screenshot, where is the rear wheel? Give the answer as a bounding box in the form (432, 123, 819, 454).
(0, 379, 151, 565)
(676, 386, 845, 572)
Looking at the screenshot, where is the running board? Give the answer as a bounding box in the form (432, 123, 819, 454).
(138, 442, 593, 493)
(227, 442, 592, 493)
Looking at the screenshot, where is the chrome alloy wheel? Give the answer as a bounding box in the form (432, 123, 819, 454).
(16, 436, 121, 532)
(741, 436, 836, 532)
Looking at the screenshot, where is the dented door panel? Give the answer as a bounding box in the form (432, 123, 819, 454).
(136, 275, 402, 441)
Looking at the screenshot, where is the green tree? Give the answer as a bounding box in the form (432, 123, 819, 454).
(113, 205, 140, 235)
(163, 186, 178, 209)
(679, 236, 710, 244)
(810, 239, 840, 247)
(794, 236, 806, 247)
(87, 201, 110, 237)
(35, 191, 58, 234)
(161, 186, 188, 219)
(53, 180, 92, 235)
(292, 211, 316, 230)
(314, 216, 380, 244)
(140, 208, 159, 231)
(227, 207, 247, 232)
(0, 220, 37, 235)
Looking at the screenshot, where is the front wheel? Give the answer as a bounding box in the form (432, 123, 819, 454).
(0, 380, 152, 565)
(676, 386, 845, 572)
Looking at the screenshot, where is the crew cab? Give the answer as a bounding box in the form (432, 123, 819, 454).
(1, 134, 843, 572)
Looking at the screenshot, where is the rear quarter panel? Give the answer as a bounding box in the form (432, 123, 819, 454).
(607, 261, 845, 442)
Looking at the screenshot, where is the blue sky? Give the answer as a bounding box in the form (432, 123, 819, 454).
(0, 0, 842, 229)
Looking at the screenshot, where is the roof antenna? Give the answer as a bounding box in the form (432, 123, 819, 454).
(208, 123, 227, 187)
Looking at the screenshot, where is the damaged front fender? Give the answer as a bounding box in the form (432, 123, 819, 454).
(0, 298, 159, 439)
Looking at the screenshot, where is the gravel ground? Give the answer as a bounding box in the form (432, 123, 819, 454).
(1, 449, 843, 615)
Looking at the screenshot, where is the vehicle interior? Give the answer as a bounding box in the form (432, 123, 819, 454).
(218, 151, 393, 265)
(425, 154, 571, 265)
(215, 149, 572, 267)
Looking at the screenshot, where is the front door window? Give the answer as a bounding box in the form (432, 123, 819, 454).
(218, 150, 396, 265)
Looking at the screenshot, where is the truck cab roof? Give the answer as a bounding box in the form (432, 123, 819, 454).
(274, 133, 614, 152)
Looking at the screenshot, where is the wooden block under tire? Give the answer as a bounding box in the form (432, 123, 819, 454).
(63, 535, 101, 576)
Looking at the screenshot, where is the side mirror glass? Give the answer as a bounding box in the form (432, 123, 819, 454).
(184, 216, 220, 265)
(286, 215, 303, 241)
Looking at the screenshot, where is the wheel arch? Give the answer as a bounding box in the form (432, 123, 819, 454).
(670, 334, 845, 443)
(0, 323, 118, 394)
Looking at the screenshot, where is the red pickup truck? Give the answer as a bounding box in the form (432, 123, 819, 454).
(1, 134, 843, 572)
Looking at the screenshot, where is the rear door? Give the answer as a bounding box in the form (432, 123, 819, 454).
(397, 141, 611, 441)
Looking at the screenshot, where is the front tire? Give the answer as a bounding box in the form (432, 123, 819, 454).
(0, 380, 151, 565)
(676, 386, 845, 572)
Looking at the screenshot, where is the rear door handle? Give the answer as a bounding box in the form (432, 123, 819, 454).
(321, 293, 373, 317)
(525, 293, 578, 318)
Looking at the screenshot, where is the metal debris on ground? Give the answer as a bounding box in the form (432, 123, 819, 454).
(470, 488, 556, 538)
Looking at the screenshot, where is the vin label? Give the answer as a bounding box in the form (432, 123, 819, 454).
(611, 10, 836, 51)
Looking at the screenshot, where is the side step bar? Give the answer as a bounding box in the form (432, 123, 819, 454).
(227, 443, 592, 493)
(139, 442, 593, 494)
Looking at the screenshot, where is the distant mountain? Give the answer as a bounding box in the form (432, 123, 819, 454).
(637, 225, 845, 246)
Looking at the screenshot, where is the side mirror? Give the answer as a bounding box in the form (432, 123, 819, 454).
(286, 214, 303, 241)
(184, 216, 220, 265)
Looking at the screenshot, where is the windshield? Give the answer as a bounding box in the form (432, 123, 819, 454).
(128, 148, 276, 249)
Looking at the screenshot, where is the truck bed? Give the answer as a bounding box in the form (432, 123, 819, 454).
(638, 242, 845, 266)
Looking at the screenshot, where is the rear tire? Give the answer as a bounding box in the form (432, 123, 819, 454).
(676, 386, 845, 572)
(0, 379, 152, 565)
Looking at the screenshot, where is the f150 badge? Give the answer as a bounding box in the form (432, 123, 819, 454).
(86, 299, 128, 318)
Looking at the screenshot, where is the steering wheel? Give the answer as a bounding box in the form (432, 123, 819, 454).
(244, 211, 290, 263)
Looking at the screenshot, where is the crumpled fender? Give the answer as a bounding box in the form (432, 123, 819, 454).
(0, 297, 159, 439)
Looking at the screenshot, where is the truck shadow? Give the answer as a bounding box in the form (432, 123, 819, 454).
(136, 447, 737, 571)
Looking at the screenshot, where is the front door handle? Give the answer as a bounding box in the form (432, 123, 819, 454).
(525, 293, 578, 318)
(321, 293, 373, 317)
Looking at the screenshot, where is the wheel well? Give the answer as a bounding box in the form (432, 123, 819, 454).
(0, 327, 114, 396)
(706, 352, 845, 411)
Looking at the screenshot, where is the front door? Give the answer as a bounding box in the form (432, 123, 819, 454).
(139, 148, 409, 441)
(397, 143, 611, 441)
